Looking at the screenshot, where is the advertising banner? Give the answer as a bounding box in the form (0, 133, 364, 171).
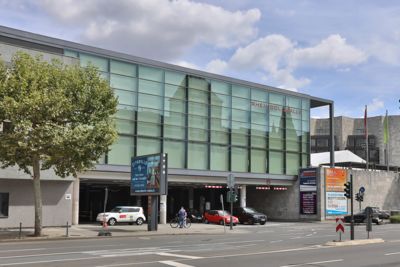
(130, 153, 168, 195)
(299, 168, 317, 192)
(326, 191, 347, 215)
(300, 191, 317, 215)
(326, 168, 347, 192)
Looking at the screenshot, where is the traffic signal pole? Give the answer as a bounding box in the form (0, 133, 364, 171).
(350, 174, 355, 240)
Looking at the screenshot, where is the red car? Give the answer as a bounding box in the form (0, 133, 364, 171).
(204, 210, 239, 226)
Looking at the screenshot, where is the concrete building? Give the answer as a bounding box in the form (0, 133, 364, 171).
(311, 116, 400, 168)
(0, 26, 335, 227)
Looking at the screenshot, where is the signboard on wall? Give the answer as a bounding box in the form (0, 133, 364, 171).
(326, 168, 347, 192)
(326, 191, 347, 215)
(299, 168, 318, 215)
(130, 153, 168, 196)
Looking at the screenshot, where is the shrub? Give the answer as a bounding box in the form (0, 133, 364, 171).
(390, 215, 400, 224)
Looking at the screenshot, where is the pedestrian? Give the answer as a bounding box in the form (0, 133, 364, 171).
(178, 206, 187, 228)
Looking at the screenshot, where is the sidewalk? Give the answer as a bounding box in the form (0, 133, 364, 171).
(0, 223, 248, 242)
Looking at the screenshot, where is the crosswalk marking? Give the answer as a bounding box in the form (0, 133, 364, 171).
(159, 261, 195, 267)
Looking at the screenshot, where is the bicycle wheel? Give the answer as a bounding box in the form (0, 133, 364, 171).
(185, 218, 191, 228)
(170, 218, 179, 228)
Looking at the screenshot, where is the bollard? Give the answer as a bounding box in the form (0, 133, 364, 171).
(66, 221, 69, 237)
(19, 222, 22, 239)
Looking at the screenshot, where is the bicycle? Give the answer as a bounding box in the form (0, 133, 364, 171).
(170, 217, 191, 228)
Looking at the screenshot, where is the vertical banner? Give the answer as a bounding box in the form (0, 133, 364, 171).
(325, 168, 347, 215)
(299, 168, 317, 215)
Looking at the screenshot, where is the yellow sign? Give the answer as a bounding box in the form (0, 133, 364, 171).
(325, 168, 347, 192)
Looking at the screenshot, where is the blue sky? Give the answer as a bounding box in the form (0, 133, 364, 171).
(1, 0, 399, 118)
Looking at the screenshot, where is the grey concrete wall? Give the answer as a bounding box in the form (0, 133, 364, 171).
(0, 179, 73, 228)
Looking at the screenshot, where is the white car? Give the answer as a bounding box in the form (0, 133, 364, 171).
(96, 206, 146, 226)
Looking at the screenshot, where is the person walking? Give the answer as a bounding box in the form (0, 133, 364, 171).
(178, 206, 187, 228)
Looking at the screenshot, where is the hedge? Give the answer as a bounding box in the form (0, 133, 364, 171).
(390, 215, 400, 224)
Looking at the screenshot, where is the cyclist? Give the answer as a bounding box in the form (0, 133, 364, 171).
(178, 206, 187, 228)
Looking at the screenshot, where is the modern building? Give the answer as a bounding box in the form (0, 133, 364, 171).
(0, 25, 334, 227)
(311, 116, 400, 168)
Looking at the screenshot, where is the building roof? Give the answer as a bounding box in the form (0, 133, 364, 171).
(311, 150, 366, 166)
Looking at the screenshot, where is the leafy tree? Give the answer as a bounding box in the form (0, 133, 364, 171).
(0, 52, 118, 236)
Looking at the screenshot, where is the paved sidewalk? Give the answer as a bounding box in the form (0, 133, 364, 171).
(0, 223, 248, 242)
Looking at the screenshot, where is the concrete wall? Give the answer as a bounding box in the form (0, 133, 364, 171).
(0, 179, 73, 228)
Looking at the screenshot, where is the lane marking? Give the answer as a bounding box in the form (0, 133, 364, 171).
(270, 240, 283, 243)
(0, 248, 45, 253)
(0, 256, 101, 266)
(157, 252, 203, 259)
(159, 260, 195, 267)
(280, 259, 344, 267)
(385, 251, 400, 256)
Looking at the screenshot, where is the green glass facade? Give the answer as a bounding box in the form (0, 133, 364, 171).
(66, 51, 310, 175)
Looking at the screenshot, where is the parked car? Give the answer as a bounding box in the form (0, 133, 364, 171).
(343, 208, 383, 225)
(233, 207, 267, 225)
(187, 209, 203, 223)
(370, 207, 390, 219)
(96, 206, 146, 226)
(203, 210, 239, 225)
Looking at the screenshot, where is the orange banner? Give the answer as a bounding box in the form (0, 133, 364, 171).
(325, 168, 347, 192)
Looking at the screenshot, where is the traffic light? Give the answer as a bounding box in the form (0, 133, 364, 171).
(344, 181, 352, 199)
(233, 193, 238, 202)
(355, 193, 360, 202)
(359, 193, 364, 202)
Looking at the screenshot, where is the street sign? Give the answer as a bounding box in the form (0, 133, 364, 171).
(359, 186, 365, 193)
(336, 217, 344, 233)
(227, 173, 235, 188)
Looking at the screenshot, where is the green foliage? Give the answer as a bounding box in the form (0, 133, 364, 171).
(390, 215, 400, 224)
(0, 51, 118, 177)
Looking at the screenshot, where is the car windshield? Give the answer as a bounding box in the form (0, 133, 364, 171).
(218, 210, 231, 216)
(243, 207, 257, 213)
(110, 207, 122, 212)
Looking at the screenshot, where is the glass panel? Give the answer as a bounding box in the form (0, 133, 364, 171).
(64, 50, 78, 58)
(251, 112, 267, 125)
(188, 115, 208, 129)
(302, 110, 310, 120)
(286, 153, 299, 175)
(137, 122, 161, 137)
(165, 71, 186, 86)
(210, 145, 229, 171)
(164, 112, 185, 127)
(302, 142, 309, 153)
(251, 135, 266, 148)
(211, 80, 230, 95)
(269, 151, 283, 174)
(139, 79, 163, 95)
(251, 149, 266, 173)
(286, 128, 300, 141)
(114, 89, 136, 106)
(302, 153, 309, 168)
(211, 118, 230, 131)
(188, 143, 208, 170)
(286, 140, 300, 152)
(115, 119, 135, 135)
(164, 125, 185, 139)
(111, 75, 137, 91)
(302, 99, 310, 110)
(165, 98, 185, 113)
(165, 84, 185, 99)
(286, 107, 302, 120)
(211, 106, 230, 120)
(232, 109, 248, 122)
(100, 72, 109, 81)
(188, 102, 207, 116)
(211, 131, 229, 144)
(269, 137, 283, 150)
(286, 96, 301, 108)
(232, 85, 250, 98)
(251, 124, 267, 136)
(232, 97, 249, 111)
(137, 109, 162, 123)
(231, 147, 248, 172)
(286, 118, 302, 130)
(164, 140, 185, 168)
(137, 138, 161, 155)
(138, 94, 163, 110)
(108, 135, 134, 165)
(139, 66, 163, 82)
(302, 121, 310, 132)
(269, 93, 285, 105)
(189, 88, 208, 104)
(80, 53, 108, 72)
(251, 89, 268, 102)
(232, 121, 249, 133)
(270, 115, 283, 128)
(110, 60, 136, 77)
(232, 133, 247, 146)
(211, 93, 230, 107)
(188, 76, 208, 91)
(115, 109, 135, 120)
(189, 128, 207, 141)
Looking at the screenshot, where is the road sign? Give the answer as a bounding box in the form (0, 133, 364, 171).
(336, 217, 344, 233)
(359, 186, 365, 193)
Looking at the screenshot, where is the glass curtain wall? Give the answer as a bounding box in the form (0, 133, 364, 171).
(70, 51, 310, 175)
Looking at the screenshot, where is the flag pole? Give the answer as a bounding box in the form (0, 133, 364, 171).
(365, 105, 369, 169)
(386, 110, 390, 171)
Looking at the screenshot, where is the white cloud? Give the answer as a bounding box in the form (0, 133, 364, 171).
(367, 98, 384, 113)
(206, 59, 228, 74)
(366, 38, 400, 65)
(37, 0, 261, 60)
(206, 34, 366, 91)
(172, 60, 200, 70)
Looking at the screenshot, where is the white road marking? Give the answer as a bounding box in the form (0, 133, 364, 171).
(0, 248, 45, 253)
(385, 251, 400, 256)
(157, 252, 203, 259)
(280, 259, 344, 267)
(270, 240, 283, 243)
(0, 256, 102, 266)
(159, 260, 195, 267)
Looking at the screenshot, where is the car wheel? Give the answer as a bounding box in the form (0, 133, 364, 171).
(136, 217, 144, 225)
(219, 220, 224, 225)
(108, 218, 116, 226)
(233, 223, 237, 226)
(260, 222, 266, 225)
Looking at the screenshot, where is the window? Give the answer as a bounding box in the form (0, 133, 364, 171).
(0, 193, 9, 217)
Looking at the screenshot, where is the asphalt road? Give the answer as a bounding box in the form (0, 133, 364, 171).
(1, 222, 400, 267)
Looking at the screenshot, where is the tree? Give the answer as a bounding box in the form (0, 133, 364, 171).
(0, 52, 118, 236)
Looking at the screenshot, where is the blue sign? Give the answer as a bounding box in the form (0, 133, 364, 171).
(130, 153, 168, 196)
(359, 186, 365, 193)
(299, 168, 317, 192)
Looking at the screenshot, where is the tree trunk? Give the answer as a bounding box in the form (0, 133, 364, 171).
(32, 154, 42, 237)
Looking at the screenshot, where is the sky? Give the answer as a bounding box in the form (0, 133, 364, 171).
(1, 0, 399, 118)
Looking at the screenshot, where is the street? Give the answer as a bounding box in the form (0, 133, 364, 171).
(1, 222, 400, 267)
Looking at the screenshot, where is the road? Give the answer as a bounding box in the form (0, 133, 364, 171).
(1, 222, 400, 267)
